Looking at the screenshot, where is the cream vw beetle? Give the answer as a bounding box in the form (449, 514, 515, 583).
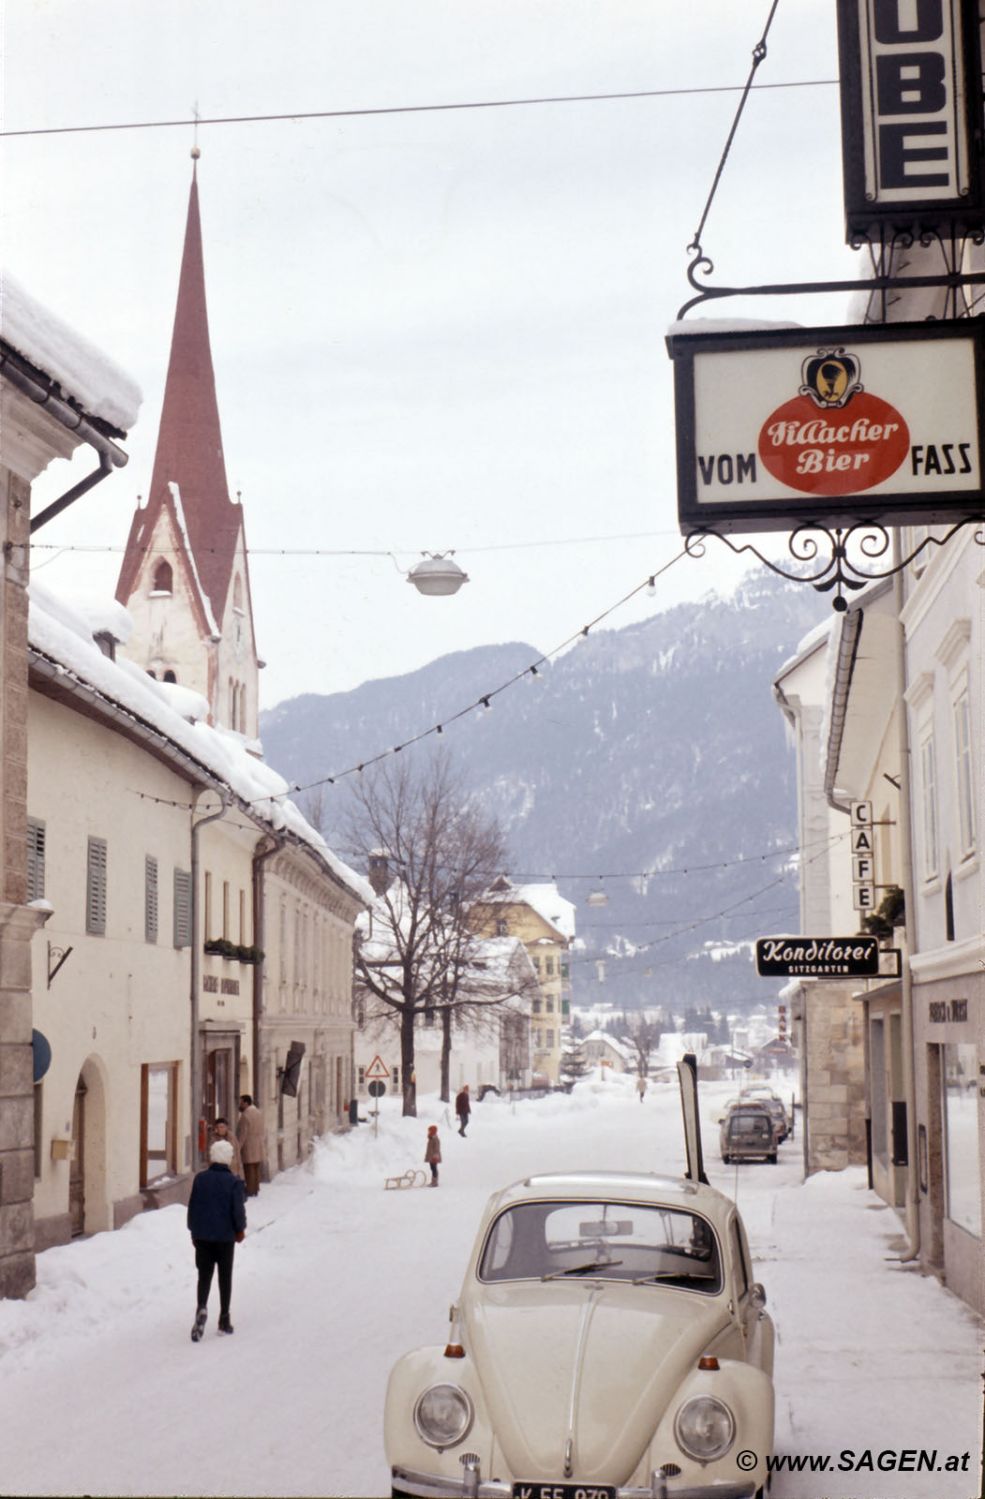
(385, 1063, 775, 1499)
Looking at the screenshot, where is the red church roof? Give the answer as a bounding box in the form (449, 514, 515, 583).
(116, 166, 243, 622)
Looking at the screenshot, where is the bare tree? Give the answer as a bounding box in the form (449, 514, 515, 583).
(347, 755, 531, 1116)
(625, 1012, 663, 1079)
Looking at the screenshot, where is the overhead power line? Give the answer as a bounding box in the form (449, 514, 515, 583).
(0, 78, 838, 142)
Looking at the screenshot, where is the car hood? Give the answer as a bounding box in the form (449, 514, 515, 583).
(466, 1281, 727, 1482)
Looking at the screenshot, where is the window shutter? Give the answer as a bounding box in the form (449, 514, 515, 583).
(26, 819, 46, 902)
(173, 868, 192, 948)
(145, 856, 159, 943)
(86, 837, 107, 935)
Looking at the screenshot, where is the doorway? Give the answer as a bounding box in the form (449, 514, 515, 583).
(70, 1077, 87, 1237)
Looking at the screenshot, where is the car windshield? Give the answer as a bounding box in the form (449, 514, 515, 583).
(477, 1200, 722, 1293)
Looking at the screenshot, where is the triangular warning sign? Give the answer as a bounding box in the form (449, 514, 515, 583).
(365, 1054, 390, 1081)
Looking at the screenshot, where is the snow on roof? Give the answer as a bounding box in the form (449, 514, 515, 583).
(27, 578, 371, 906)
(1, 270, 142, 431)
(507, 881, 576, 940)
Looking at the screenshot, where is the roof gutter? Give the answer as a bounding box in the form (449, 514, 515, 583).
(0, 339, 130, 532)
(824, 605, 865, 816)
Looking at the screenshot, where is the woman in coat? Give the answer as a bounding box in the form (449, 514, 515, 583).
(424, 1125, 442, 1187)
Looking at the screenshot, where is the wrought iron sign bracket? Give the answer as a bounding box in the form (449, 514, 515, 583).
(47, 942, 74, 989)
(684, 519, 985, 613)
(677, 256, 985, 323)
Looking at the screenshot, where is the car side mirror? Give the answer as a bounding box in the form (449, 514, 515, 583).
(749, 1282, 767, 1311)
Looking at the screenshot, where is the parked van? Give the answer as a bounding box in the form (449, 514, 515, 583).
(720, 1104, 777, 1164)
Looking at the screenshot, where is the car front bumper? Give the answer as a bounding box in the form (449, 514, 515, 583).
(392, 1465, 757, 1499)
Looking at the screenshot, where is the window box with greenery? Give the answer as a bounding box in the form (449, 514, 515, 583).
(203, 938, 264, 964)
(862, 885, 905, 942)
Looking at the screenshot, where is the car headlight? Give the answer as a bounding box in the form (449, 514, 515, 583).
(674, 1395, 736, 1461)
(413, 1384, 474, 1449)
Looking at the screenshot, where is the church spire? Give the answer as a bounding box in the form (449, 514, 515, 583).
(117, 159, 241, 623)
(116, 160, 260, 741)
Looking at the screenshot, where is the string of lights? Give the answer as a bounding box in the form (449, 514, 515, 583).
(0, 78, 839, 142)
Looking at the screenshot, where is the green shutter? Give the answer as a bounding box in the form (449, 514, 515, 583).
(86, 837, 107, 935)
(173, 868, 192, 948)
(26, 819, 46, 902)
(145, 856, 159, 943)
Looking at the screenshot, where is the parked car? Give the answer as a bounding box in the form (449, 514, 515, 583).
(739, 1090, 789, 1143)
(385, 1168, 775, 1498)
(720, 1104, 777, 1165)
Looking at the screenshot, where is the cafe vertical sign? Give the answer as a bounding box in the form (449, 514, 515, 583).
(837, 0, 985, 242)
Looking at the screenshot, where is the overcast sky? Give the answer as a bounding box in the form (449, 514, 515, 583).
(2, 1, 856, 709)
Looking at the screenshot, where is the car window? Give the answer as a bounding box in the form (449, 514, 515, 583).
(730, 1114, 771, 1137)
(477, 1201, 722, 1294)
(729, 1217, 750, 1297)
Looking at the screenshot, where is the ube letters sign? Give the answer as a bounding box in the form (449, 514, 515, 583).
(756, 935, 882, 978)
(668, 320, 985, 535)
(836, 0, 985, 242)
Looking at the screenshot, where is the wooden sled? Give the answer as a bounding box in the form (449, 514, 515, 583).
(384, 1167, 430, 1190)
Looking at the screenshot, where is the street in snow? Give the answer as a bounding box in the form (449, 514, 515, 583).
(0, 1071, 980, 1499)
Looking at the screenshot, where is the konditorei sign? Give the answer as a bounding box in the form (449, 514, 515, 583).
(836, 0, 985, 243)
(667, 319, 985, 535)
(756, 935, 882, 978)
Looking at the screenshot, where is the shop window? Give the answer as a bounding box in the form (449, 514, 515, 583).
(141, 1062, 178, 1186)
(942, 1043, 981, 1236)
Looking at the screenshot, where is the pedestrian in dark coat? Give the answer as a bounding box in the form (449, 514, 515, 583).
(424, 1125, 442, 1186)
(237, 1094, 265, 1197)
(187, 1139, 247, 1341)
(455, 1084, 471, 1137)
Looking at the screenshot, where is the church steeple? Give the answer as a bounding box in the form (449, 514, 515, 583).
(116, 160, 260, 740)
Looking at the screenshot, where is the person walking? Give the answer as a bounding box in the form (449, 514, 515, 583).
(210, 1115, 244, 1180)
(455, 1084, 471, 1137)
(424, 1125, 442, 1186)
(636, 1074, 648, 1104)
(237, 1094, 265, 1197)
(187, 1139, 246, 1341)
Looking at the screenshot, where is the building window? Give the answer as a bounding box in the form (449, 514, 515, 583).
(869, 1018, 887, 1166)
(141, 1063, 178, 1186)
(26, 818, 45, 902)
(173, 868, 192, 948)
(392, 1065, 400, 1092)
(546, 1029, 555, 1047)
(953, 687, 976, 856)
(943, 1043, 980, 1236)
(163, 669, 177, 684)
(545, 956, 555, 976)
(239, 888, 246, 945)
(495, 918, 508, 936)
(532, 998, 542, 1014)
(204, 872, 213, 941)
(86, 836, 107, 935)
(222, 880, 230, 941)
(145, 856, 159, 944)
(918, 731, 939, 880)
(151, 560, 173, 595)
(546, 997, 554, 1013)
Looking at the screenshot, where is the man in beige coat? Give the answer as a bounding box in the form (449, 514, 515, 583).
(236, 1094, 265, 1198)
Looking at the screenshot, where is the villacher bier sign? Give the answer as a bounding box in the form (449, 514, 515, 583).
(667, 319, 985, 535)
(756, 935, 882, 978)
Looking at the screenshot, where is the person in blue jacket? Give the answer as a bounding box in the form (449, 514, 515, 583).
(187, 1138, 247, 1341)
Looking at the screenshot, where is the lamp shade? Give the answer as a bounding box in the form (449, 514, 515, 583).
(407, 554, 469, 596)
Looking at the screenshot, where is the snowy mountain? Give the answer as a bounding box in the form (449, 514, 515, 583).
(261, 571, 828, 1013)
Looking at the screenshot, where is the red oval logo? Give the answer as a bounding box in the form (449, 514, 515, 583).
(758, 392, 910, 496)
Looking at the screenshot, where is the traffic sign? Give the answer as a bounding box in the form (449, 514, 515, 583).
(368, 1080, 386, 1098)
(365, 1055, 390, 1081)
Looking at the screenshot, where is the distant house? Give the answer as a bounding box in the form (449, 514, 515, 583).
(581, 1029, 633, 1072)
(471, 878, 576, 1084)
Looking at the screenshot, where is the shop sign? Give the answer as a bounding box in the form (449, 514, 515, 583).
(836, 0, 985, 242)
(929, 998, 968, 1022)
(667, 320, 985, 535)
(756, 935, 882, 977)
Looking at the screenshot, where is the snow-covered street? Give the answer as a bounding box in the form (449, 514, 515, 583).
(0, 1072, 980, 1499)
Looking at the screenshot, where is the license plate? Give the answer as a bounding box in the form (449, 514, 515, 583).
(512, 1486, 616, 1499)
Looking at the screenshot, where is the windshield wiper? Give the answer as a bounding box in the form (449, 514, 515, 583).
(631, 1270, 716, 1284)
(542, 1260, 624, 1280)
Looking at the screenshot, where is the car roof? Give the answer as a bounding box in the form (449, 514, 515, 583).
(486, 1170, 734, 1220)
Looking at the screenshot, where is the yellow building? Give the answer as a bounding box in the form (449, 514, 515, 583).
(472, 879, 575, 1084)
